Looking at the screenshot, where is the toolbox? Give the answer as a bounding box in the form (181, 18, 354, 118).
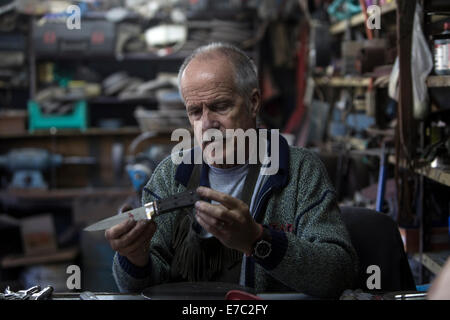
(33, 20, 116, 58)
(28, 100, 88, 132)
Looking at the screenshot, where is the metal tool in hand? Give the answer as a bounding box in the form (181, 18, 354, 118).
(84, 189, 202, 232)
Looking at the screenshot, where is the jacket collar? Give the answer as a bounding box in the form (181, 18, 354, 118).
(175, 129, 290, 190)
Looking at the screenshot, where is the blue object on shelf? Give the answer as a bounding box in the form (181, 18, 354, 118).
(346, 113, 375, 132)
(28, 100, 88, 132)
(376, 148, 387, 212)
(327, 0, 362, 22)
(416, 284, 430, 292)
(126, 163, 151, 192)
(329, 121, 347, 137)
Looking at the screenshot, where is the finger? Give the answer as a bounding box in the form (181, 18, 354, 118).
(196, 187, 242, 209)
(105, 218, 136, 240)
(111, 220, 151, 250)
(196, 210, 220, 227)
(121, 225, 155, 256)
(194, 201, 236, 223)
(196, 211, 226, 235)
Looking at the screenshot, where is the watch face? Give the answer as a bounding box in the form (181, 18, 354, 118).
(255, 240, 271, 259)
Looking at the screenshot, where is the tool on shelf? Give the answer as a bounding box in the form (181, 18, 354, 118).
(0, 148, 96, 189)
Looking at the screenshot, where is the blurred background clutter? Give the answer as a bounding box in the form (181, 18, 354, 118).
(0, 0, 449, 295)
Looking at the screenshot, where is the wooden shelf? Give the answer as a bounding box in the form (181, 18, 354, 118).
(431, 14, 448, 23)
(0, 187, 135, 201)
(349, 147, 393, 158)
(314, 76, 372, 87)
(427, 75, 450, 88)
(0, 127, 144, 139)
(388, 155, 450, 187)
(122, 51, 188, 61)
(1, 247, 79, 269)
(329, 1, 397, 35)
(415, 165, 450, 187)
(88, 96, 157, 105)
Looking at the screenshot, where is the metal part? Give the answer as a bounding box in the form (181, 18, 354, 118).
(80, 291, 98, 300)
(83, 205, 150, 232)
(17, 285, 41, 299)
(2, 285, 42, 300)
(31, 286, 53, 300)
(0, 148, 96, 189)
(393, 292, 427, 300)
(84, 189, 201, 231)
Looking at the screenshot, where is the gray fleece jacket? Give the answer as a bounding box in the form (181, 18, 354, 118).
(112, 133, 359, 298)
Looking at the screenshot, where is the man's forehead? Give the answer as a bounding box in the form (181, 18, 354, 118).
(183, 85, 235, 107)
(181, 55, 234, 86)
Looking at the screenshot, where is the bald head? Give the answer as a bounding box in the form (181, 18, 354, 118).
(180, 54, 236, 105)
(178, 43, 259, 105)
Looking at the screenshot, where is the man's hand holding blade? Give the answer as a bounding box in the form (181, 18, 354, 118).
(105, 204, 157, 267)
(194, 186, 262, 255)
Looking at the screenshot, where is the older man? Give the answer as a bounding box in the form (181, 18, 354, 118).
(108, 43, 358, 298)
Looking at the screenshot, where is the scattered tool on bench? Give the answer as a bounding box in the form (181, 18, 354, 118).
(1, 285, 53, 300)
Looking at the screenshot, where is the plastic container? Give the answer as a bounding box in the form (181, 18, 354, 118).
(28, 100, 87, 132)
(433, 22, 450, 75)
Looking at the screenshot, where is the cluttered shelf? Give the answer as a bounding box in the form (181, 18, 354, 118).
(0, 187, 135, 201)
(0, 127, 173, 139)
(37, 49, 256, 63)
(388, 155, 450, 187)
(121, 51, 189, 61)
(36, 51, 189, 62)
(427, 75, 450, 88)
(314, 75, 391, 88)
(329, 1, 397, 35)
(1, 247, 79, 269)
(413, 251, 450, 275)
(314, 76, 372, 87)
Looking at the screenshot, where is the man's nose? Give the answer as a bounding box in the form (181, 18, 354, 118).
(200, 107, 219, 130)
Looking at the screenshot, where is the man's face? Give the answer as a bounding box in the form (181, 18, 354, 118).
(180, 56, 259, 166)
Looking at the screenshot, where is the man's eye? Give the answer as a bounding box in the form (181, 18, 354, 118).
(213, 104, 230, 111)
(189, 109, 201, 116)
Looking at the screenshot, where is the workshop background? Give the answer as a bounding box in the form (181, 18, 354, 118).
(0, 0, 449, 294)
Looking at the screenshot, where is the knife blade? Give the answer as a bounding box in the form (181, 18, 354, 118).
(84, 189, 201, 232)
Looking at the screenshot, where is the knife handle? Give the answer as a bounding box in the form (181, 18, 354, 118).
(153, 190, 201, 217)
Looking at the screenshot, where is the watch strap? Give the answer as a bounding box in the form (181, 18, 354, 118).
(248, 225, 272, 258)
(245, 224, 264, 257)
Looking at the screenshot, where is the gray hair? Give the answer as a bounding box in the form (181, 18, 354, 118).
(177, 42, 259, 104)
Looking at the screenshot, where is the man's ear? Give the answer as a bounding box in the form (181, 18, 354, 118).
(249, 88, 261, 118)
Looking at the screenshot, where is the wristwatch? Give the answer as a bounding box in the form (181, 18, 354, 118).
(251, 226, 272, 259)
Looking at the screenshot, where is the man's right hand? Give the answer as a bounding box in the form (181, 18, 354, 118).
(105, 205, 157, 267)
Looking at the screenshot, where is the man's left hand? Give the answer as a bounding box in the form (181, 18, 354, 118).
(195, 186, 261, 255)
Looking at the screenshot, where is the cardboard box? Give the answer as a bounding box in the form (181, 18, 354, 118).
(0, 110, 27, 135)
(21, 214, 57, 256)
